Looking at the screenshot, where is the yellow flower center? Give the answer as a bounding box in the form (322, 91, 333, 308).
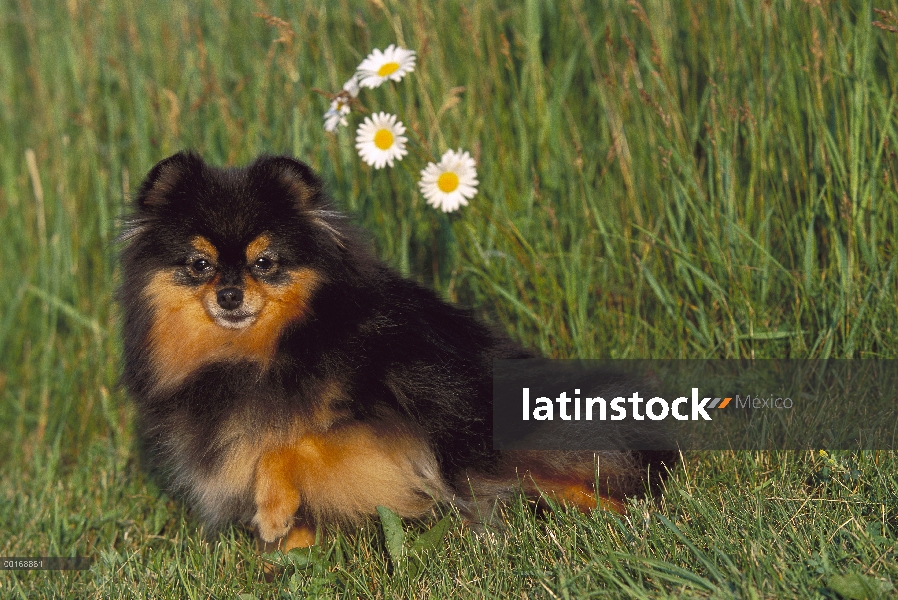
(374, 129, 394, 150)
(377, 62, 400, 77)
(437, 172, 459, 193)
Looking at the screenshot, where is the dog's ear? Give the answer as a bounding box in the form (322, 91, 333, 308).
(253, 155, 345, 248)
(136, 151, 205, 210)
(256, 155, 324, 209)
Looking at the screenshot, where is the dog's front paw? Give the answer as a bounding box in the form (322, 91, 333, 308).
(253, 448, 302, 543)
(251, 508, 294, 543)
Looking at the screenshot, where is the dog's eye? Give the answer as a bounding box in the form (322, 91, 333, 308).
(253, 256, 276, 273)
(190, 258, 213, 273)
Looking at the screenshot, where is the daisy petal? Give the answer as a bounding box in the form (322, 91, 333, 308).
(342, 74, 360, 97)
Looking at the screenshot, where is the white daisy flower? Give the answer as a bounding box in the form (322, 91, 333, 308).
(322, 79, 358, 133)
(356, 44, 417, 89)
(355, 112, 408, 169)
(323, 97, 351, 132)
(418, 149, 478, 212)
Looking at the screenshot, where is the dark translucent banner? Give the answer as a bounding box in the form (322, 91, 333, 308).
(493, 360, 898, 450)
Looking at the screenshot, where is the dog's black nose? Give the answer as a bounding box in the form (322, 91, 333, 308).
(216, 287, 244, 310)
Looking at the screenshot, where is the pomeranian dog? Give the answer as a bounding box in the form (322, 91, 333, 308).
(120, 152, 670, 551)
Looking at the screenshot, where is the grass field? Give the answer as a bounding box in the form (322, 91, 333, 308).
(1, 0, 897, 597)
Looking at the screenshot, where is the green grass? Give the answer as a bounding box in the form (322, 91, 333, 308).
(1, 0, 897, 597)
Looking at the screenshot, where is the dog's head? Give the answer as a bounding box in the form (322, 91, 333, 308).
(121, 152, 345, 391)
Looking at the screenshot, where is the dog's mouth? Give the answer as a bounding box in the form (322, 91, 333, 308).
(212, 310, 259, 330)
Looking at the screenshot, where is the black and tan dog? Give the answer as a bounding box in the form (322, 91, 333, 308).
(120, 152, 666, 550)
